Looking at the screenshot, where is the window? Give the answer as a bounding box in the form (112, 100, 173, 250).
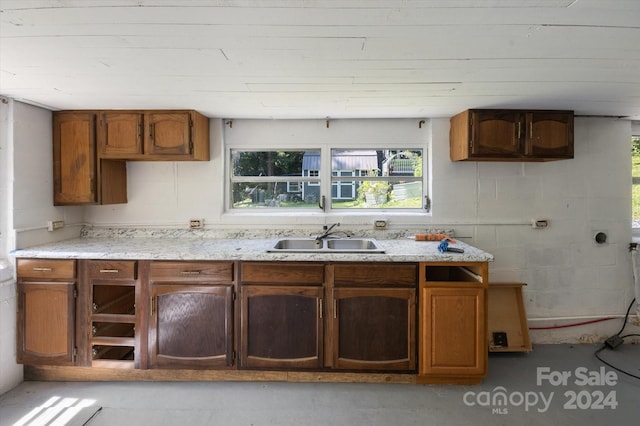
(229, 148, 425, 211)
(330, 149, 423, 209)
(230, 150, 317, 207)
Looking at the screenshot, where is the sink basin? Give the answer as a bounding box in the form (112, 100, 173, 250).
(268, 237, 385, 253)
(271, 238, 323, 250)
(326, 239, 381, 251)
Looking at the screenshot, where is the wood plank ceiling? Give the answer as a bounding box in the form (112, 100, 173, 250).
(1, 0, 639, 119)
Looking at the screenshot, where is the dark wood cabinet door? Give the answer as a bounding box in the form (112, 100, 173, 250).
(241, 286, 323, 369)
(99, 112, 143, 157)
(470, 110, 522, 157)
(420, 286, 486, 377)
(150, 284, 234, 369)
(145, 112, 192, 157)
(331, 288, 416, 371)
(525, 111, 574, 158)
(53, 112, 97, 205)
(17, 281, 76, 365)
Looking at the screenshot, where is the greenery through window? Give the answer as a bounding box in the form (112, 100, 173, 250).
(230, 148, 424, 210)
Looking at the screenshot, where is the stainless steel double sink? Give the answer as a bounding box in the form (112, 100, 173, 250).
(267, 237, 385, 253)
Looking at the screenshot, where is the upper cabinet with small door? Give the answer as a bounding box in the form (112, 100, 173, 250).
(53, 111, 127, 205)
(450, 109, 574, 162)
(53, 109, 209, 206)
(98, 110, 209, 161)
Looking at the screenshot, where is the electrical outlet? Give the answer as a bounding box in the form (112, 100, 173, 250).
(492, 332, 509, 347)
(374, 219, 387, 230)
(532, 219, 549, 229)
(189, 219, 204, 229)
(47, 220, 65, 231)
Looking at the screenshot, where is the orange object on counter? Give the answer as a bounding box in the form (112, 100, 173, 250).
(415, 233, 455, 242)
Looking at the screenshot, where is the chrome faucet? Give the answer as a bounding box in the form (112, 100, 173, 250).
(316, 222, 340, 240)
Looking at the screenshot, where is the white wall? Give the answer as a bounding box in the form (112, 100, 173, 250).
(0, 97, 22, 395)
(1, 101, 85, 394)
(431, 117, 636, 342)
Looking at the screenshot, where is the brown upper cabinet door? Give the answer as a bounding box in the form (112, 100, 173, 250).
(450, 109, 574, 162)
(145, 111, 192, 158)
(470, 110, 522, 158)
(53, 112, 97, 205)
(524, 111, 574, 158)
(99, 112, 144, 157)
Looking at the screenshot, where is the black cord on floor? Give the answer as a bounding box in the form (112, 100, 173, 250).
(594, 298, 640, 380)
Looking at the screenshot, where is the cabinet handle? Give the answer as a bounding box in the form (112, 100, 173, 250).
(99, 269, 120, 273)
(32, 267, 53, 272)
(517, 122, 522, 139)
(529, 122, 533, 139)
(333, 299, 337, 319)
(150, 296, 155, 316)
(180, 271, 201, 276)
(319, 298, 323, 319)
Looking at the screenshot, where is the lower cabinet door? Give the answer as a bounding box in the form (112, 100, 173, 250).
(149, 284, 234, 369)
(17, 281, 76, 365)
(420, 286, 486, 377)
(241, 286, 323, 369)
(331, 288, 416, 371)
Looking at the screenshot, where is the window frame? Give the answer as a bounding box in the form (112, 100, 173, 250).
(225, 144, 428, 215)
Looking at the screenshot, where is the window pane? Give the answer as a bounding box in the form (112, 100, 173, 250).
(232, 181, 320, 208)
(231, 150, 320, 209)
(232, 150, 315, 177)
(330, 149, 423, 209)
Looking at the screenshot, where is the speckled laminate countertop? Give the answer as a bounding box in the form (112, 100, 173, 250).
(12, 235, 494, 263)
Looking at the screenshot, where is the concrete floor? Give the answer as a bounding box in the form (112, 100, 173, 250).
(0, 344, 638, 426)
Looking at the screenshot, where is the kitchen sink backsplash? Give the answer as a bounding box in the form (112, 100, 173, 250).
(80, 225, 454, 240)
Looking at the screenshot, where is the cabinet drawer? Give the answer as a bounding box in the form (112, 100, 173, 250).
(150, 261, 234, 283)
(240, 262, 324, 285)
(87, 260, 137, 280)
(17, 259, 76, 279)
(333, 263, 417, 287)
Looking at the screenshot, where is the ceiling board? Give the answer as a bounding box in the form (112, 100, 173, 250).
(1, 0, 639, 119)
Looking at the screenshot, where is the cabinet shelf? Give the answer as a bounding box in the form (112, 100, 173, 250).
(92, 336, 135, 347)
(92, 313, 135, 323)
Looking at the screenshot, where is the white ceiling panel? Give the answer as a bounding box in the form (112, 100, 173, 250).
(1, 0, 639, 119)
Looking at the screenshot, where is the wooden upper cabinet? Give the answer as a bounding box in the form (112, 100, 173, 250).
(145, 112, 191, 158)
(525, 111, 574, 158)
(53, 112, 97, 205)
(54, 111, 127, 205)
(470, 110, 522, 158)
(450, 109, 573, 161)
(54, 109, 209, 205)
(99, 112, 144, 157)
(98, 110, 210, 161)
